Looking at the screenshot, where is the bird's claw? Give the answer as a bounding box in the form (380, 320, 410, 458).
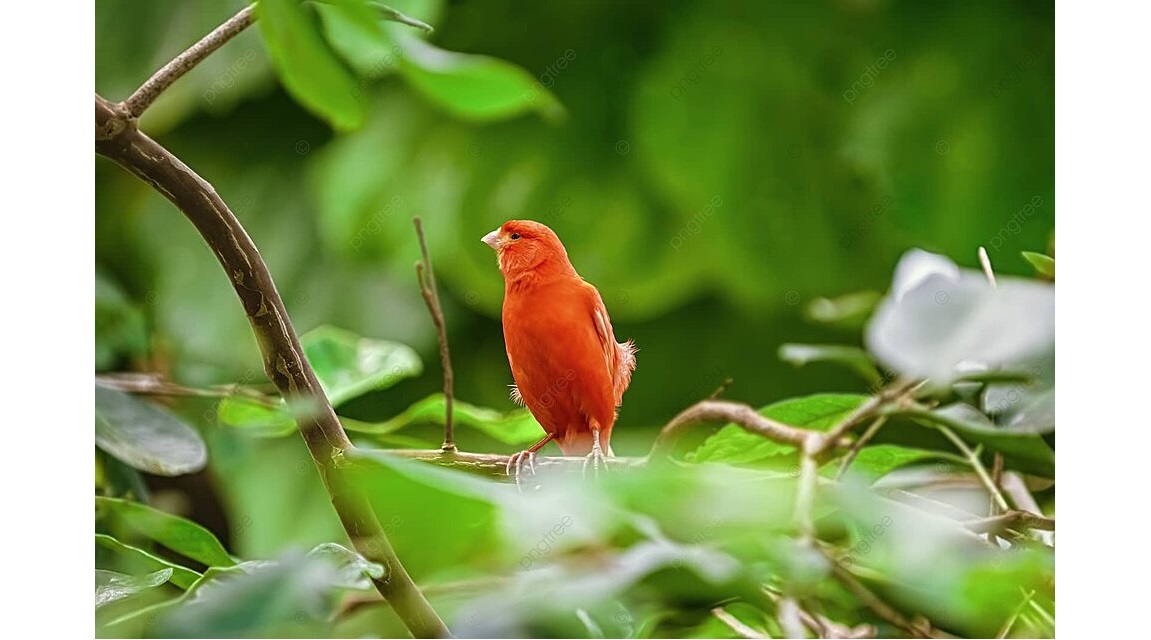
(582, 431, 610, 478)
(506, 449, 538, 490)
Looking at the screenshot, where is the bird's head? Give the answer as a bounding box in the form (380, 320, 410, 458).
(481, 220, 575, 281)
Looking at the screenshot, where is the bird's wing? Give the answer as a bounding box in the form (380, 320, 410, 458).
(586, 283, 637, 405)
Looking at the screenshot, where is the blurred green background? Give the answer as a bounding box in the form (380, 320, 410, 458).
(96, 0, 1053, 558)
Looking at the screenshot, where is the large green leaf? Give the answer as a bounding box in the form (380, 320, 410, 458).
(690, 394, 869, 465)
(348, 450, 504, 580)
(394, 30, 563, 121)
(257, 0, 366, 130)
(96, 497, 236, 568)
(345, 393, 545, 445)
(302, 324, 423, 406)
(97, 533, 202, 589)
(96, 569, 173, 609)
(95, 384, 208, 476)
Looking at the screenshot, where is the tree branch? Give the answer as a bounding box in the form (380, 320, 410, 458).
(648, 399, 815, 459)
(413, 218, 456, 452)
(95, 94, 449, 639)
(386, 449, 644, 478)
(123, 5, 256, 118)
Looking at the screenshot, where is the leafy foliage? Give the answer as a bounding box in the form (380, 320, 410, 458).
(96, 0, 1054, 637)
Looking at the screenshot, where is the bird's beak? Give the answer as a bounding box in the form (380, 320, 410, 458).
(481, 228, 501, 250)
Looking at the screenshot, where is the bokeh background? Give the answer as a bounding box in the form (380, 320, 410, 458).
(96, 0, 1054, 558)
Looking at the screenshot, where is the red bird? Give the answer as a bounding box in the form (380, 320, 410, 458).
(482, 220, 636, 476)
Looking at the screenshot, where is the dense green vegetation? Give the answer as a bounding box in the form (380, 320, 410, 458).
(95, 1, 1055, 637)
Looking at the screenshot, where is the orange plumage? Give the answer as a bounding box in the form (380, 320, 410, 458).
(482, 220, 636, 458)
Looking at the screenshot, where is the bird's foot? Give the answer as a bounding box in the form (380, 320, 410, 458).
(582, 431, 610, 478)
(505, 449, 538, 490)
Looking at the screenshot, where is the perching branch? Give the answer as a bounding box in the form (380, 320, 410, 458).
(413, 218, 457, 452)
(95, 95, 448, 638)
(123, 5, 256, 118)
(385, 449, 643, 478)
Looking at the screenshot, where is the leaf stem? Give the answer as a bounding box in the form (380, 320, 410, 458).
(413, 218, 457, 452)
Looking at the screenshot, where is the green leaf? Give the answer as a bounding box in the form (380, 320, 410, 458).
(832, 444, 952, 480)
(96, 497, 236, 568)
(96, 568, 173, 609)
(691, 394, 868, 464)
(95, 384, 208, 476)
(348, 450, 503, 580)
(216, 395, 296, 437)
(257, 0, 366, 130)
(778, 343, 881, 384)
(1021, 251, 1055, 279)
(394, 30, 564, 121)
(804, 291, 882, 330)
(95, 271, 148, 371)
(302, 324, 423, 406)
(306, 542, 385, 590)
(900, 404, 1055, 477)
(97, 533, 202, 589)
(153, 556, 347, 638)
(345, 393, 545, 445)
(315, 1, 409, 80)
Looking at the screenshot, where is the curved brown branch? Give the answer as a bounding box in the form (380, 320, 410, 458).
(648, 399, 819, 459)
(95, 94, 448, 638)
(124, 5, 256, 118)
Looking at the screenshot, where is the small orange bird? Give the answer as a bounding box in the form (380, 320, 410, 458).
(482, 220, 636, 475)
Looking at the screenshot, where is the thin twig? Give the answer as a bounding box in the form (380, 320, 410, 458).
(794, 436, 820, 542)
(95, 373, 278, 406)
(708, 377, 734, 399)
(963, 511, 1055, 535)
(649, 400, 817, 459)
(835, 416, 888, 480)
(820, 547, 936, 639)
(934, 426, 1011, 513)
(711, 607, 768, 639)
(123, 5, 256, 117)
(817, 379, 922, 456)
(95, 95, 448, 638)
(996, 589, 1035, 639)
(413, 218, 456, 452)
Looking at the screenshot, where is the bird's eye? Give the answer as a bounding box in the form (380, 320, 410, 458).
(510, 233, 521, 240)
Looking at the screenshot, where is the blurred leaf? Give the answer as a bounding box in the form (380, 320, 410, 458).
(778, 343, 881, 384)
(315, 0, 402, 79)
(1021, 251, 1055, 279)
(216, 395, 296, 437)
(95, 384, 208, 476)
(349, 450, 504, 580)
(346, 393, 544, 445)
(95, 271, 148, 371)
(901, 404, 1055, 476)
(96, 496, 236, 568)
(394, 30, 563, 121)
(804, 291, 882, 330)
(153, 551, 364, 638)
(302, 324, 423, 406)
(97, 533, 202, 589)
(306, 542, 385, 590)
(691, 394, 868, 465)
(866, 249, 1054, 385)
(257, 0, 366, 130)
(96, 568, 173, 609)
(999, 384, 1054, 435)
